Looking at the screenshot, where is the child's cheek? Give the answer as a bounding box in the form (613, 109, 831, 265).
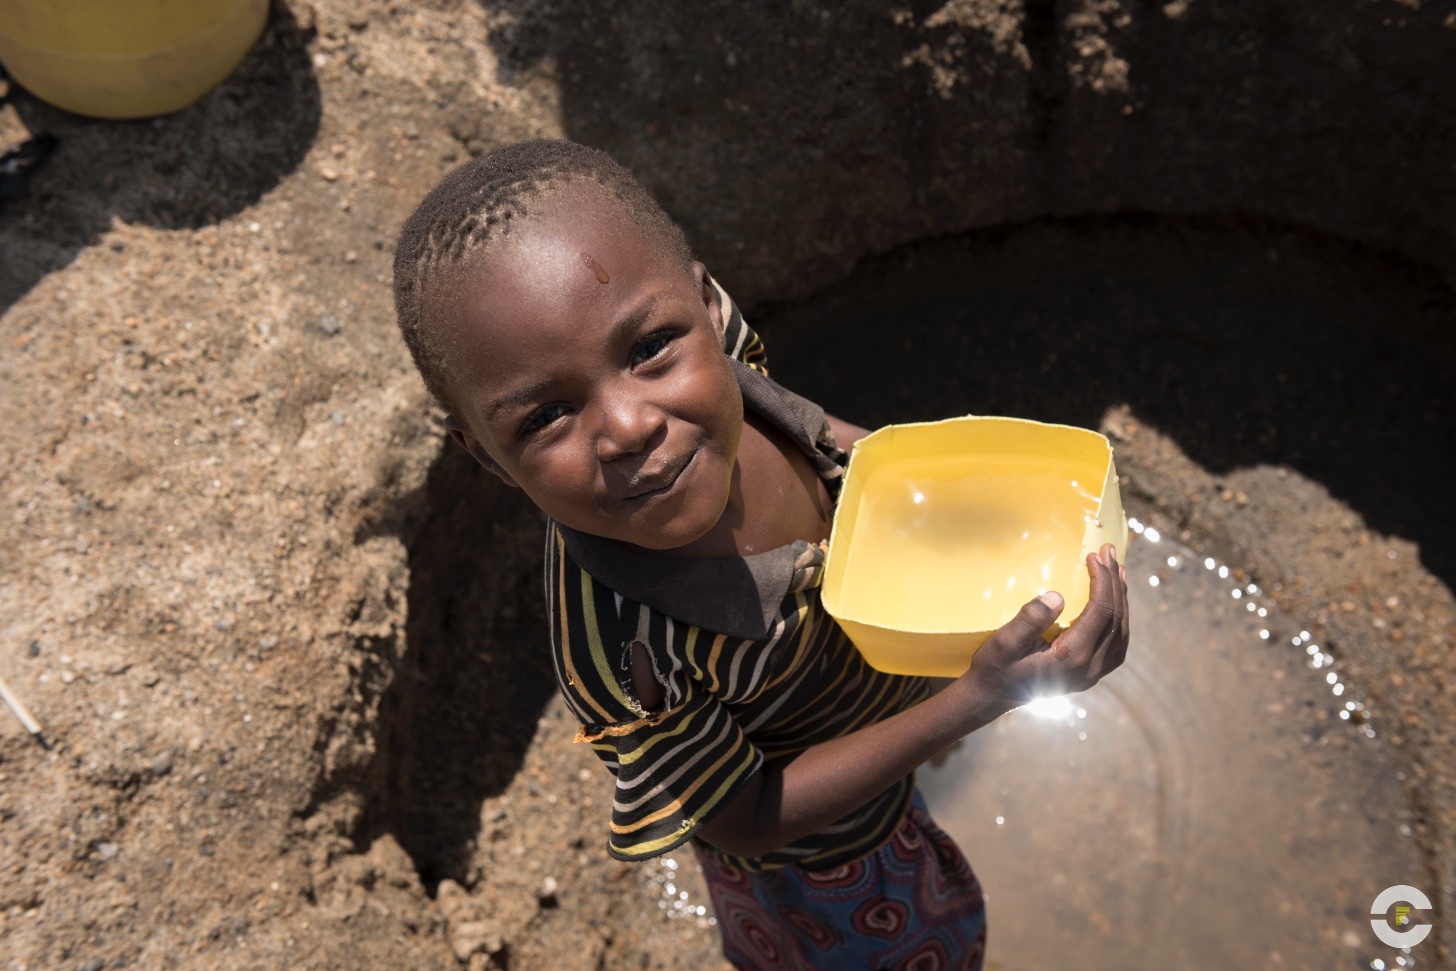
(524, 444, 598, 521)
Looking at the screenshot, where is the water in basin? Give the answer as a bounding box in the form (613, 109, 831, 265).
(840, 453, 1102, 631)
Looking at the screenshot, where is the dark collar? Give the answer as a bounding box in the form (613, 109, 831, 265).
(558, 359, 836, 639)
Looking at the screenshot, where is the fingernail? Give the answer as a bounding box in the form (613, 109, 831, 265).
(1038, 591, 1064, 610)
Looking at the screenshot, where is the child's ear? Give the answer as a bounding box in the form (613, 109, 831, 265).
(694, 262, 725, 339)
(442, 415, 521, 489)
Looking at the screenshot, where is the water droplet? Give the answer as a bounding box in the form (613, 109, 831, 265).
(1326, 673, 1339, 685)
(582, 253, 611, 284)
(1144, 527, 1161, 542)
(1204, 557, 1217, 569)
(1148, 575, 1160, 587)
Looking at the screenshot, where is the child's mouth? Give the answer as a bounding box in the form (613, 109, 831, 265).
(623, 447, 697, 502)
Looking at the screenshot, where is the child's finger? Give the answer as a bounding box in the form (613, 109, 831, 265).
(1093, 550, 1130, 679)
(1084, 551, 1122, 677)
(1117, 554, 1130, 651)
(1059, 552, 1115, 668)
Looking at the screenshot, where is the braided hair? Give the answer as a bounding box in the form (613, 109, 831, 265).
(393, 139, 694, 410)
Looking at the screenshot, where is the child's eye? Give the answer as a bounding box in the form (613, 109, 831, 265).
(519, 403, 570, 438)
(630, 329, 676, 366)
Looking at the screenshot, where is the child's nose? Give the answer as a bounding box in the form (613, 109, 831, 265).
(594, 395, 666, 461)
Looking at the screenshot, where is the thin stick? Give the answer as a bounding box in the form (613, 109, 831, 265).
(0, 671, 43, 736)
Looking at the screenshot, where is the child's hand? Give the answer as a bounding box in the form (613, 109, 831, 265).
(958, 544, 1129, 716)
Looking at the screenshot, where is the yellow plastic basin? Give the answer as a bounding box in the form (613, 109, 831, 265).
(0, 0, 268, 119)
(822, 417, 1127, 678)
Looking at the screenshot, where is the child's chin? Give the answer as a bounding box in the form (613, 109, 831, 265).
(623, 511, 717, 552)
(623, 492, 729, 552)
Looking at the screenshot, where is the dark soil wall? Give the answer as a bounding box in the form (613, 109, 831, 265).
(491, 0, 1456, 302)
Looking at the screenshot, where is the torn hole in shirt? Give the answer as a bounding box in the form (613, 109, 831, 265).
(624, 638, 667, 715)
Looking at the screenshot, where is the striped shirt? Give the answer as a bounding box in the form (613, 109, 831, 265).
(546, 281, 933, 872)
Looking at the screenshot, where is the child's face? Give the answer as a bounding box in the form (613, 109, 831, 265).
(434, 183, 744, 551)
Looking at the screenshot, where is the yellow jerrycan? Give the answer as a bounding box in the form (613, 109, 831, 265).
(0, 0, 268, 119)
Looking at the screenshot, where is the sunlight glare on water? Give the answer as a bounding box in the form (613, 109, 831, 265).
(1024, 695, 1074, 720)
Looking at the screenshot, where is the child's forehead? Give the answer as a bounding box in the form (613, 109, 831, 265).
(527, 180, 649, 248)
(435, 186, 693, 351)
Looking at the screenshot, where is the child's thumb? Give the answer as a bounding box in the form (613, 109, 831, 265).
(992, 592, 1065, 654)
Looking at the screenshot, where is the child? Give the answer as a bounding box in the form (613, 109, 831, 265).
(393, 139, 1130, 970)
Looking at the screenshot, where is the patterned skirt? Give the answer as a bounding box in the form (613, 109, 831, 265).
(695, 791, 986, 971)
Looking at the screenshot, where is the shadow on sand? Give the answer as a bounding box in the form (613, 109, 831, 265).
(0, 1, 321, 314)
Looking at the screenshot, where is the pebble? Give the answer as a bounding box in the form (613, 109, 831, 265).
(319, 315, 341, 336)
(537, 876, 559, 908)
(449, 919, 506, 962)
(80, 959, 104, 971)
(316, 164, 341, 182)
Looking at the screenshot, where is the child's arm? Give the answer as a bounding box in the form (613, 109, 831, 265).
(698, 545, 1129, 860)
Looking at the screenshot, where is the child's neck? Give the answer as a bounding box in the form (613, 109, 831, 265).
(655, 411, 833, 559)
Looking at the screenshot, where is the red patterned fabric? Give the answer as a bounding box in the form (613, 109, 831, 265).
(696, 792, 987, 970)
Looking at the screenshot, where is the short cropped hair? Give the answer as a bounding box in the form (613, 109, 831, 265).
(393, 139, 694, 410)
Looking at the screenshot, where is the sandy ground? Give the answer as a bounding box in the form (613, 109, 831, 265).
(1, 2, 1454, 969)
